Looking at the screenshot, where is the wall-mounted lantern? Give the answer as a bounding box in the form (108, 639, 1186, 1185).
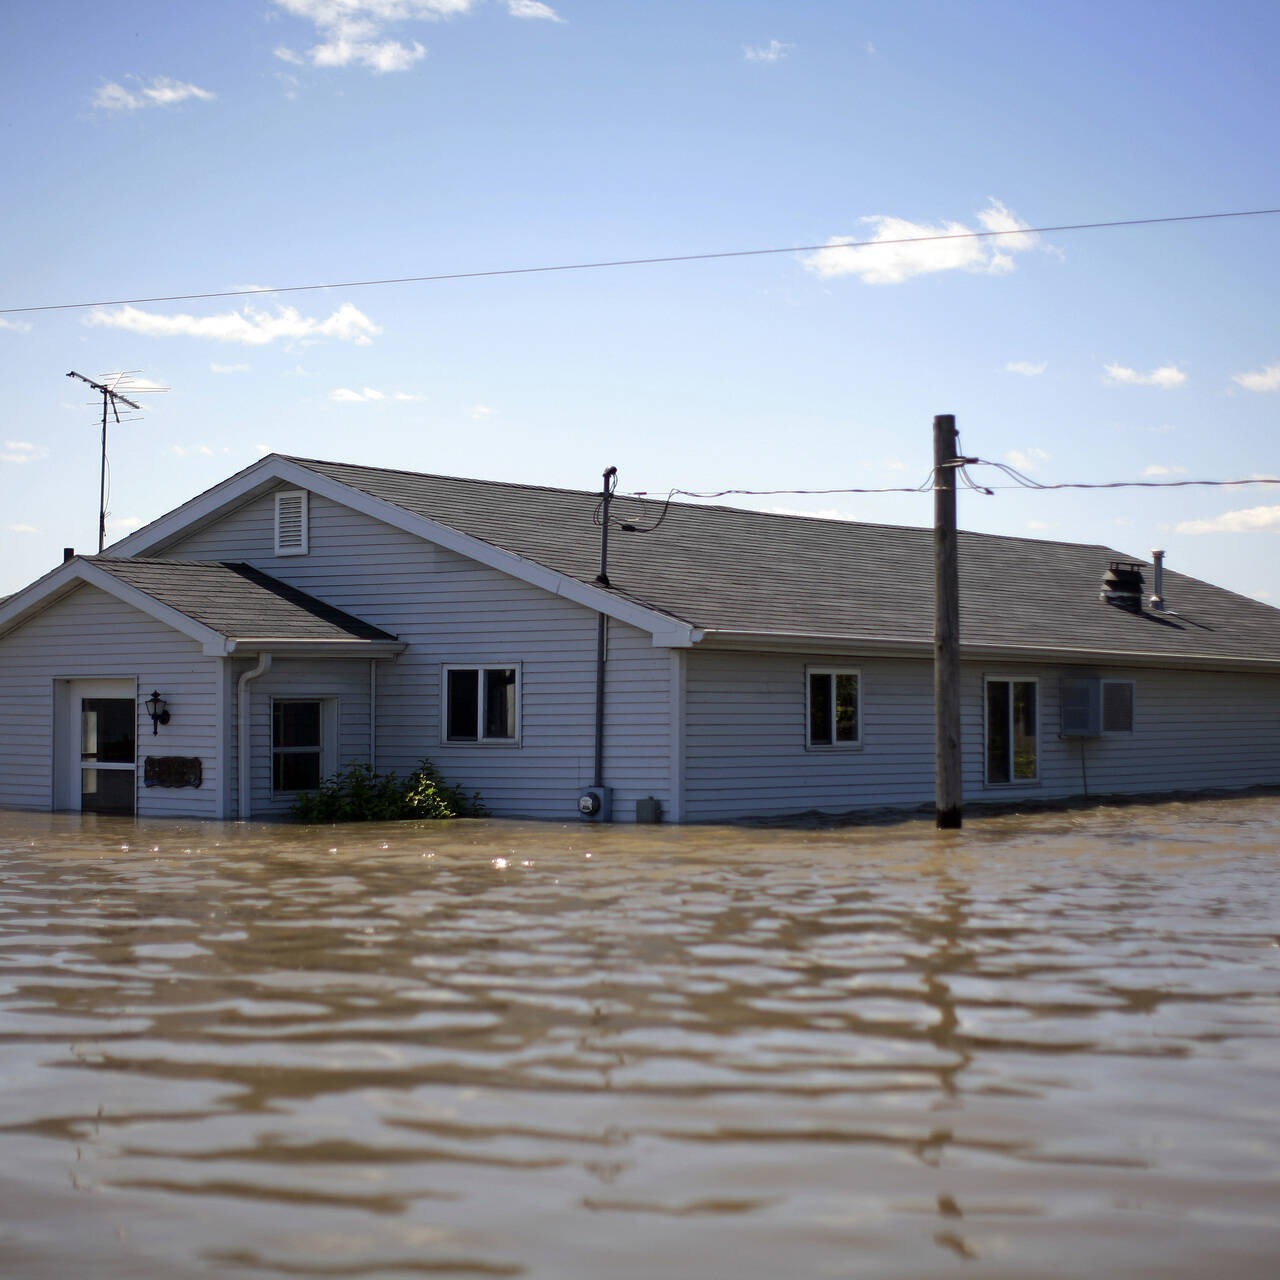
(144, 690, 171, 735)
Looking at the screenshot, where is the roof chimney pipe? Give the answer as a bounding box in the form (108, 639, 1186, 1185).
(1101, 560, 1145, 613)
(1150, 549, 1166, 611)
(62, 547, 75, 563)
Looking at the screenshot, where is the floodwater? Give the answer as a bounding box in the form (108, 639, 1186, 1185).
(1, 801, 1278, 1280)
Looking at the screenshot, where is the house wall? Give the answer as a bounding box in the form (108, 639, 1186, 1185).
(683, 649, 1280, 821)
(165, 487, 674, 821)
(0, 585, 222, 817)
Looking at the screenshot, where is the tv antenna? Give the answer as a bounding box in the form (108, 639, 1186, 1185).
(66, 370, 168, 552)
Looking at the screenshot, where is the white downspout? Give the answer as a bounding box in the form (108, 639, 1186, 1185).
(369, 657, 379, 771)
(236, 653, 272, 820)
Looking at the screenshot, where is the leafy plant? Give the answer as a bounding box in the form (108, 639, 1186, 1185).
(291, 760, 486, 823)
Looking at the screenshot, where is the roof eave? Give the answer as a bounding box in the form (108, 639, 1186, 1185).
(694, 629, 1280, 673)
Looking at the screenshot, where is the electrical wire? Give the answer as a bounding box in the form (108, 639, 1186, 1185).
(4, 206, 1280, 317)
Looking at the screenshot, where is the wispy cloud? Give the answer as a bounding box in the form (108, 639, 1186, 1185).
(467, 403, 494, 418)
(85, 301, 380, 346)
(1233, 362, 1280, 392)
(1006, 447, 1050, 472)
(210, 362, 251, 373)
(745, 40, 793, 63)
(1103, 362, 1187, 388)
(1143, 464, 1187, 477)
(1176, 506, 1280, 535)
(107, 515, 147, 533)
(5, 523, 39, 534)
(804, 200, 1039, 284)
(507, 1, 563, 19)
(2, 441, 47, 464)
(94, 76, 215, 111)
(0, 317, 32, 333)
(330, 386, 422, 402)
(1006, 360, 1046, 377)
(271, 0, 490, 72)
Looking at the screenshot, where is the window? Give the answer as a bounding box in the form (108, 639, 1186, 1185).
(1059, 676, 1135, 736)
(275, 489, 309, 556)
(1101, 679, 1134, 733)
(444, 666, 519, 743)
(807, 668, 860, 747)
(273, 699, 325, 791)
(986, 677, 1038, 784)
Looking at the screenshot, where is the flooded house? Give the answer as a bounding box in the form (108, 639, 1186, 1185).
(1, 453, 1279, 822)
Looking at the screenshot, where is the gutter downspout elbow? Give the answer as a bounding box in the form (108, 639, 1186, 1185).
(236, 653, 272, 820)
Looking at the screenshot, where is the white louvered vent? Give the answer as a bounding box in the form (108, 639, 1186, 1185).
(275, 490, 309, 556)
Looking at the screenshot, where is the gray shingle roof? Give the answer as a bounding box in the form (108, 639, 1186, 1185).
(289, 456, 1280, 666)
(89, 557, 397, 643)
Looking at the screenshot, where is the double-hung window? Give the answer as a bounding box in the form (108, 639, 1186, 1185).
(272, 699, 330, 792)
(986, 677, 1038, 784)
(807, 668, 860, 747)
(444, 665, 519, 743)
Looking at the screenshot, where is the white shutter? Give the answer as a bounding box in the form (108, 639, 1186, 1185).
(275, 490, 308, 556)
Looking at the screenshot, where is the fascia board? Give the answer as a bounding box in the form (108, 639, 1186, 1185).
(0, 560, 228, 653)
(224, 639, 407, 657)
(696, 629, 1280, 673)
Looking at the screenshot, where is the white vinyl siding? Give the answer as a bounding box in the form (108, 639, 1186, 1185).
(0, 585, 222, 817)
(165, 488, 674, 821)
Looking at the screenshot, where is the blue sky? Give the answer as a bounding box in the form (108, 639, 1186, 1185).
(3, 0, 1278, 603)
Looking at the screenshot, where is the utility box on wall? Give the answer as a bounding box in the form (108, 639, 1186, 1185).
(577, 786, 612, 822)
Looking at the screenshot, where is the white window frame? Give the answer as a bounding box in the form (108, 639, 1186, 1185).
(441, 663, 522, 746)
(805, 666, 862, 749)
(270, 697, 336, 793)
(984, 675, 1039, 786)
(1100, 678, 1135, 733)
(274, 489, 309, 556)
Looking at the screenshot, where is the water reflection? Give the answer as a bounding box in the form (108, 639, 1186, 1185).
(1, 800, 1279, 1278)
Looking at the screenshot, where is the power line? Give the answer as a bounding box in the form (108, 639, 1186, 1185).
(4, 206, 1280, 317)
(626, 470, 1280, 505)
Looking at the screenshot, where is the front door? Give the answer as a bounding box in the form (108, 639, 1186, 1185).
(62, 680, 137, 815)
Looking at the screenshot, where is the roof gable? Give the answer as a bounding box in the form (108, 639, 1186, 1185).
(0, 557, 402, 657)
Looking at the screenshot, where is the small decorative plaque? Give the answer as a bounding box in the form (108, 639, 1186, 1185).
(144, 756, 203, 789)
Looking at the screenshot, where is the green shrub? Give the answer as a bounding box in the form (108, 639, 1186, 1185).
(291, 760, 486, 823)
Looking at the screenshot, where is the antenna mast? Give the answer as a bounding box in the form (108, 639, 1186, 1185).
(66, 370, 165, 552)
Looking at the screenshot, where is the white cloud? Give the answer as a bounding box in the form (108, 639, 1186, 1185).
(507, 1, 563, 19)
(331, 386, 421, 401)
(0, 317, 32, 333)
(1103, 362, 1187, 388)
(94, 76, 215, 111)
(1006, 360, 1046, 377)
(2, 441, 47, 464)
(1176, 506, 1280, 535)
(1026, 520, 1054, 530)
(6, 523, 39, 534)
(107, 516, 146, 532)
(467, 403, 494, 418)
(745, 40, 793, 63)
(803, 200, 1038, 284)
(272, 0, 479, 72)
(84, 301, 380, 346)
(1006, 447, 1050, 472)
(255, 443, 273, 456)
(1234, 362, 1280, 392)
(210, 362, 251, 373)
(1143, 464, 1187, 476)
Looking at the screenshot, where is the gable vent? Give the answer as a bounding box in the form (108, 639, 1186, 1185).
(275, 490, 309, 556)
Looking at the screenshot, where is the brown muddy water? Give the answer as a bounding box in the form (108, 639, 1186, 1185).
(1, 800, 1278, 1280)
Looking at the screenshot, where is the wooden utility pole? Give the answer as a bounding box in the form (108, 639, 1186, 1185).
(933, 414, 963, 828)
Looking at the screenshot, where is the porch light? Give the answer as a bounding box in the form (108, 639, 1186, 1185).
(144, 690, 170, 734)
